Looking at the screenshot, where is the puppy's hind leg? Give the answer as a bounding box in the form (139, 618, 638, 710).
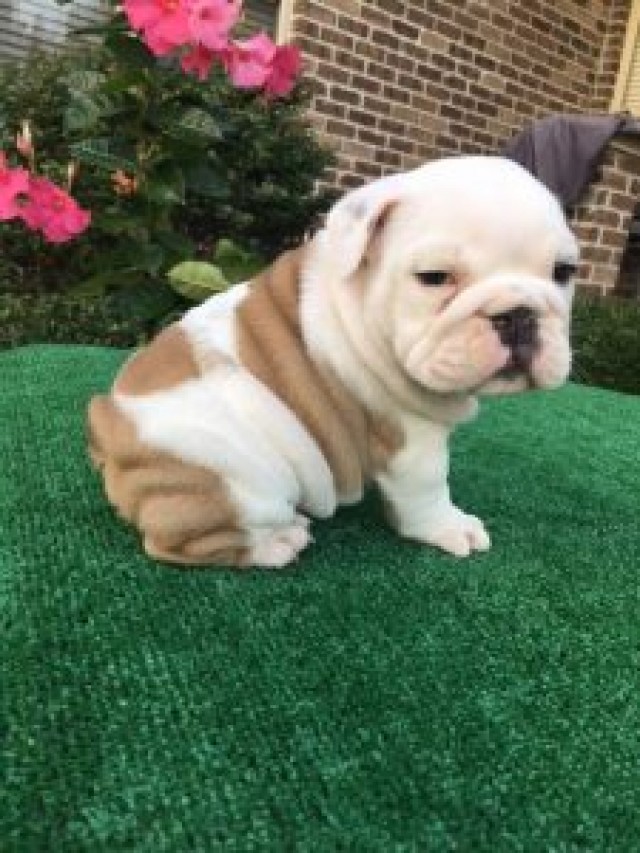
(247, 513, 313, 569)
(232, 484, 313, 568)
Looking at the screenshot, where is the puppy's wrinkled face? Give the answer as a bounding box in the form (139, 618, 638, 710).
(351, 158, 579, 396)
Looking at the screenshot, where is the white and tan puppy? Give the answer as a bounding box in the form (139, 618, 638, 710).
(87, 156, 578, 568)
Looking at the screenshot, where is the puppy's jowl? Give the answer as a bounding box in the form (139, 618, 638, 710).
(88, 157, 578, 567)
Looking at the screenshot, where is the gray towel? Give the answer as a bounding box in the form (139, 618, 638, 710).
(503, 113, 640, 208)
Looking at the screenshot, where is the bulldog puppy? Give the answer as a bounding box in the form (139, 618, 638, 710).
(87, 156, 578, 568)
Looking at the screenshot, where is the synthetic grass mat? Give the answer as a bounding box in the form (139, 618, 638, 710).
(2, 345, 639, 851)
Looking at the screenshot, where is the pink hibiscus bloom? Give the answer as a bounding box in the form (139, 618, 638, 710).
(122, 0, 191, 56)
(264, 45, 301, 97)
(224, 32, 276, 89)
(0, 152, 29, 221)
(20, 177, 91, 244)
(188, 0, 240, 50)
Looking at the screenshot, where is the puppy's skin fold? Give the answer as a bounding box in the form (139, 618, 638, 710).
(87, 156, 578, 567)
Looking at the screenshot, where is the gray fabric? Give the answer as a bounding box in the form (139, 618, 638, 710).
(503, 114, 640, 208)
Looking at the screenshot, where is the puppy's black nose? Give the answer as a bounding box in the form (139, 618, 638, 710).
(490, 306, 537, 351)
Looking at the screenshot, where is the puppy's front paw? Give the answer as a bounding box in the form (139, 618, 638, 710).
(421, 507, 491, 558)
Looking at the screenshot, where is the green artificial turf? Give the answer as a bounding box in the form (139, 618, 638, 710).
(2, 345, 640, 851)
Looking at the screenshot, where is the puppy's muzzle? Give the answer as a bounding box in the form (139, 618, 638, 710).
(490, 306, 538, 374)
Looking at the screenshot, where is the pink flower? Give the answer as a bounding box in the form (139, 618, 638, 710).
(263, 44, 301, 97)
(224, 32, 276, 89)
(180, 44, 217, 79)
(20, 176, 91, 243)
(188, 0, 240, 50)
(120, 0, 302, 95)
(122, 0, 191, 56)
(0, 152, 29, 221)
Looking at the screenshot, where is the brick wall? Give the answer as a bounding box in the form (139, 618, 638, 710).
(593, 0, 631, 110)
(291, 0, 632, 190)
(290, 0, 637, 294)
(572, 141, 640, 294)
(568, 0, 636, 294)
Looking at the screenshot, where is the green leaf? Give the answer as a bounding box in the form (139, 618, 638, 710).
(183, 164, 230, 199)
(104, 29, 156, 69)
(142, 164, 185, 206)
(154, 229, 194, 258)
(174, 107, 221, 140)
(213, 238, 264, 284)
(62, 69, 104, 93)
(64, 93, 102, 133)
(143, 181, 183, 206)
(67, 270, 126, 298)
(167, 261, 230, 302)
(109, 281, 179, 322)
(100, 70, 148, 98)
(132, 242, 167, 275)
(93, 211, 149, 240)
(103, 243, 167, 277)
(69, 139, 137, 173)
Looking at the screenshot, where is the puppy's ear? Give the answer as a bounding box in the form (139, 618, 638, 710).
(323, 187, 398, 279)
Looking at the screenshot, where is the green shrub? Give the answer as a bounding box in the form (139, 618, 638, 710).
(571, 294, 640, 395)
(0, 286, 186, 349)
(0, 31, 336, 296)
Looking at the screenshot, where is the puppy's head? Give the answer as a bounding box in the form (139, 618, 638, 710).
(322, 156, 578, 396)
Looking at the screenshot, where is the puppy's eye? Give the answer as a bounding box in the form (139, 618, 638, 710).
(415, 270, 449, 287)
(553, 262, 577, 286)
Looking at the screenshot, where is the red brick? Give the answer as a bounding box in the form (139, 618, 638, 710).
(581, 245, 616, 264)
(318, 62, 350, 84)
(338, 15, 369, 38)
(589, 208, 622, 229)
(348, 108, 379, 127)
(363, 95, 392, 115)
(330, 85, 361, 106)
(371, 29, 400, 50)
(358, 127, 387, 147)
(375, 149, 403, 167)
(599, 228, 629, 250)
(391, 19, 420, 41)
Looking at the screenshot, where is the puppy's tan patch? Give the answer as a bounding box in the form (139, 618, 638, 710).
(114, 325, 199, 395)
(88, 341, 248, 567)
(237, 249, 403, 500)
